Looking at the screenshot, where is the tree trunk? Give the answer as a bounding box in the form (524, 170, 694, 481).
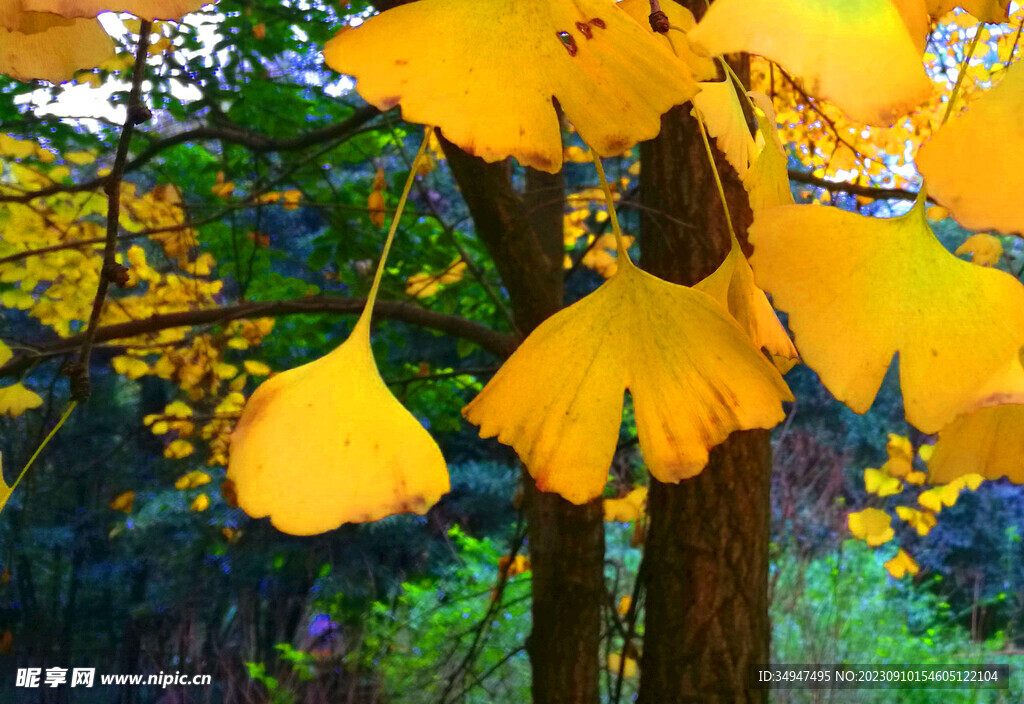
(442, 142, 605, 704)
(635, 39, 771, 704)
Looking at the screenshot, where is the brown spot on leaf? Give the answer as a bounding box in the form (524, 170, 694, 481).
(557, 31, 578, 56)
(378, 95, 401, 110)
(603, 134, 630, 154)
(575, 21, 593, 39)
(395, 58, 408, 66)
(589, 17, 606, 29)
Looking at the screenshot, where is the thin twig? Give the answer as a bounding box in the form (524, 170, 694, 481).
(72, 22, 153, 402)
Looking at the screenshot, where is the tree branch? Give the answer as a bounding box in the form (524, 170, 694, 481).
(72, 22, 153, 402)
(787, 169, 925, 203)
(0, 296, 516, 380)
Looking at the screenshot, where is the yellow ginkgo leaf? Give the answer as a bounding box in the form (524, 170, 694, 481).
(0, 341, 11, 367)
(367, 189, 385, 228)
(112, 355, 150, 380)
(324, 0, 699, 172)
(174, 470, 211, 490)
(617, 595, 631, 615)
(881, 433, 915, 478)
(0, 10, 113, 82)
(228, 317, 450, 535)
(918, 473, 983, 512)
(616, 0, 716, 81)
(905, 470, 927, 485)
(164, 439, 194, 459)
(190, 493, 210, 512)
(749, 198, 1024, 434)
(743, 95, 794, 212)
(884, 548, 920, 579)
(918, 442, 935, 464)
(497, 554, 531, 578)
(955, 234, 1003, 266)
(917, 60, 1024, 235)
(0, 383, 43, 417)
(692, 80, 757, 178)
(864, 467, 903, 497)
(927, 404, 1024, 483)
(688, 0, 931, 126)
(22, 0, 209, 20)
(695, 237, 799, 371)
(603, 486, 648, 522)
(463, 258, 792, 504)
(606, 653, 639, 678)
(896, 505, 937, 536)
(109, 490, 134, 514)
(848, 507, 894, 546)
(405, 260, 467, 298)
(926, 0, 1008, 22)
(243, 360, 271, 376)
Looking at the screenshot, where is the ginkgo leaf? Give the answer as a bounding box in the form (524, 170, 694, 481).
(0, 341, 11, 367)
(884, 548, 919, 579)
(692, 80, 756, 178)
(743, 95, 794, 212)
(616, 0, 717, 80)
(916, 60, 1024, 235)
(955, 234, 1003, 267)
(749, 198, 1024, 433)
(896, 505, 937, 535)
(175, 470, 211, 490)
(893, 0, 930, 54)
(848, 507, 894, 546)
(0, 9, 113, 82)
(463, 258, 791, 504)
(865, 467, 903, 497)
(927, 404, 1024, 483)
(603, 486, 647, 522)
(926, 0, 1008, 22)
(688, 0, 931, 126)
(109, 490, 134, 514)
(0, 383, 43, 417)
(22, 0, 209, 20)
(405, 259, 467, 298)
(190, 493, 210, 512)
(918, 473, 983, 512)
(695, 237, 799, 371)
(228, 316, 450, 535)
(607, 653, 639, 678)
(324, 0, 699, 172)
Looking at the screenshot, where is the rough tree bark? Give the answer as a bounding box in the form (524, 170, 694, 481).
(441, 142, 605, 704)
(635, 32, 772, 704)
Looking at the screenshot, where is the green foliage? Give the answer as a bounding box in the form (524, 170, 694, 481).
(770, 539, 1018, 704)
(300, 525, 531, 703)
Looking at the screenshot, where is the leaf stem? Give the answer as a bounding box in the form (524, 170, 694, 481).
(1, 401, 77, 514)
(356, 127, 435, 336)
(695, 111, 739, 245)
(590, 152, 631, 262)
